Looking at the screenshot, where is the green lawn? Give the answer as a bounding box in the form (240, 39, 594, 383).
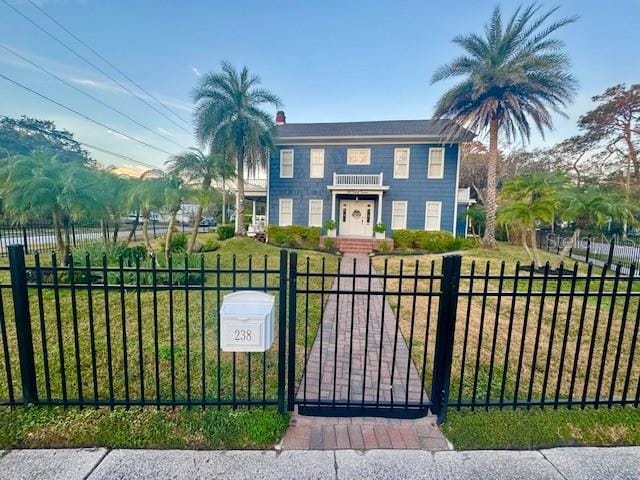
(374, 242, 640, 449)
(0, 405, 289, 449)
(443, 406, 640, 450)
(0, 235, 337, 448)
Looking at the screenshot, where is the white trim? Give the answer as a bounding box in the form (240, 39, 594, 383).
(347, 148, 371, 165)
(424, 201, 442, 231)
(452, 145, 461, 236)
(309, 148, 325, 178)
(391, 201, 407, 230)
(427, 147, 445, 179)
(308, 199, 323, 227)
(279, 149, 294, 178)
(278, 198, 293, 226)
(393, 147, 410, 179)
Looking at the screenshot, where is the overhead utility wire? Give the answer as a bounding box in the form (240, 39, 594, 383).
(0, 42, 188, 151)
(0, 72, 178, 157)
(0, 115, 165, 172)
(27, 0, 192, 128)
(1, 0, 193, 135)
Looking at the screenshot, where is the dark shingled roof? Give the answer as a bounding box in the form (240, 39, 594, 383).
(276, 119, 475, 142)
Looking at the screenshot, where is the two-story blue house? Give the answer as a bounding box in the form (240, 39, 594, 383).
(246, 112, 474, 249)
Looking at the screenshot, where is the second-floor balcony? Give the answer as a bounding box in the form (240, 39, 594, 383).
(230, 178, 267, 195)
(329, 172, 388, 190)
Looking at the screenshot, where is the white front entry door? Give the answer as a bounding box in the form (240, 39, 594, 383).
(339, 200, 373, 237)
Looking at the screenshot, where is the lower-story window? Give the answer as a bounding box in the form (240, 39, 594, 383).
(425, 201, 442, 231)
(308, 199, 323, 227)
(279, 198, 293, 226)
(391, 201, 407, 230)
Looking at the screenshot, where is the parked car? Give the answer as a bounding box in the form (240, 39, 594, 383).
(200, 217, 216, 227)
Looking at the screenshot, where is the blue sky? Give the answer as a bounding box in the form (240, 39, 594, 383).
(1, 0, 638, 172)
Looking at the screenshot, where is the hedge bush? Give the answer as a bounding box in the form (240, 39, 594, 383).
(267, 225, 321, 250)
(391, 230, 477, 253)
(216, 224, 235, 241)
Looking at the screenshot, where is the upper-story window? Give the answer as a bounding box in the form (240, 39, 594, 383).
(347, 148, 371, 165)
(393, 147, 410, 179)
(309, 149, 324, 178)
(280, 149, 294, 178)
(427, 147, 444, 179)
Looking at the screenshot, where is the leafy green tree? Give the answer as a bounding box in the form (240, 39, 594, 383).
(431, 4, 577, 248)
(0, 151, 100, 264)
(558, 187, 638, 258)
(192, 62, 280, 235)
(167, 147, 224, 253)
(127, 174, 166, 251)
(0, 116, 92, 165)
(498, 172, 568, 267)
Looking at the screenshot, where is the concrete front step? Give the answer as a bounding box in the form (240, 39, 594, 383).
(333, 237, 394, 254)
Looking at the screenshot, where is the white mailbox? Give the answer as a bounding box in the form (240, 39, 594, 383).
(220, 291, 275, 352)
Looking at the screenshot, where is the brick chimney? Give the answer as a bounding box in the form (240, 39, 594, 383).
(275, 110, 286, 125)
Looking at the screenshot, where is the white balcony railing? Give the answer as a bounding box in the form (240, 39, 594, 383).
(333, 173, 384, 188)
(457, 187, 476, 204)
(244, 178, 267, 189)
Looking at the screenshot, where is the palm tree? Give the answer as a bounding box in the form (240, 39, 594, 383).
(431, 4, 578, 247)
(211, 151, 237, 225)
(498, 172, 567, 267)
(162, 174, 185, 260)
(558, 187, 637, 258)
(192, 62, 281, 235)
(166, 147, 221, 253)
(0, 151, 99, 264)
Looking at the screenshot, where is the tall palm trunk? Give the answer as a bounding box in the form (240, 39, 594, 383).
(62, 217, 72, 266)
(126, 212, 139, 246)
(187, 176, 211, 254)
(51, 208, 65, 265)
(221, 177, 226, 224)
(235, 154, 246, 235)
(164, 207, 179, 261)
(530, 227, 542, 269)
(482, 118, 499, 248)
(141, 209, 154, 252)
(111, 220, 120, 244)
(559, 228, 581, 259)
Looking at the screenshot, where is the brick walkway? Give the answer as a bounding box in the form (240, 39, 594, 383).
(282, 254, 449, 450)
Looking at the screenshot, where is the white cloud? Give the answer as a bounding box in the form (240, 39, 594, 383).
(106, 129, 131, 141)
(191, 66, 201, 77)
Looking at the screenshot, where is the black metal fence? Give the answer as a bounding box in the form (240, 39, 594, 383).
(0, 245, 287, 410)
(1, 245, 639, 423)
(0, 221, 180, 256)
(539, 230, 640, 274)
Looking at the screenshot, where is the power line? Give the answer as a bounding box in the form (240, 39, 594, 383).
(1, 0, 193, 135)
(1, 114, 165, 172)
(27, 0, 192, 129)
(0, 71, 178, 157)
(0, 42, 188, 151)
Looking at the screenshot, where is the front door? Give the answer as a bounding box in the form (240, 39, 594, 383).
(339, 200, 373, 237)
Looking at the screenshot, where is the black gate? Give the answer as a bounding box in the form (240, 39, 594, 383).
(286, 252, 461, 421)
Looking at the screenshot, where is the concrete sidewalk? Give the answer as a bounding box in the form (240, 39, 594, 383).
(1, 446, 639, 479)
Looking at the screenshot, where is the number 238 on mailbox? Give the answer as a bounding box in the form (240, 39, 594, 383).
(219, 291, 275, 352)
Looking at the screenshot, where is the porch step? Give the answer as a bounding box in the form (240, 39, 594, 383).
(336, 237, 377, 254)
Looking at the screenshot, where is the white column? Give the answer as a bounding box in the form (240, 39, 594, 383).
(331, 192, 336, 222)
(329, 191, 337, 237)
(252, 200, 256, 225)
(377, 192, 383, 224)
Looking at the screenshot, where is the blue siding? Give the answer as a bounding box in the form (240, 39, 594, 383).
(268, 143, 459, 233)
